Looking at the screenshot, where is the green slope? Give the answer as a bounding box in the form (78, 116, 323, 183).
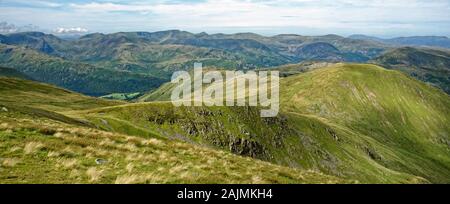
(68, 102, 433, 183)
(371, 47, 450, 94)
(0, 77, 344, 184)
(281, 63, 450, 183)
(0, 44, 165, 96)
(0, 77, 124, 112)
(81, 63, 450, 183)
(1, 63, 449, 183)
(0, 111, 342, 184)
(0, 67, 32, 80)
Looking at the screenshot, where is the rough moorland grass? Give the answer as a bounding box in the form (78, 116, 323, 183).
(74, 63, 450, 183)
(0, 77, 124, 112)
(2, 63, 449, 183)
(0, 112, 346, 184)
(281, 63, 450, 183)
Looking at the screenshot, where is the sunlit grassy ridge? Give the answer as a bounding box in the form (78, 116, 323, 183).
(0, 112, 343, 184)
(71, 102, 433, 183)
(0, 77, 345, 184)
(1, 63, 449, 183)
(0, 77, 124, 112)
(72, 63, 450, 183)
(281, 63, 450, 183)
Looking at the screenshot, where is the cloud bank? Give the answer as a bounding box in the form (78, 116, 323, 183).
(0, 0, 449, 37)
(54, 27, 88, 34)
(0, 21, 40, 34)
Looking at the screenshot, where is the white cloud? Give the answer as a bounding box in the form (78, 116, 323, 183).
(1, 0, 63, 8)
(66, 0, 450, 28)
(0, 21, 41, 34)
(0, 22, 18, 33)
(54, 27, 88, 34)
(1, 0, 449, 36)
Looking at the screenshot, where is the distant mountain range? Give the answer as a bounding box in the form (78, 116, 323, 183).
(349, 35, 450, 49)
(0, 30, 449, 95)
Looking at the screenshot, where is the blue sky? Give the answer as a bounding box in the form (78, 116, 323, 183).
(0, 0, 449, 37)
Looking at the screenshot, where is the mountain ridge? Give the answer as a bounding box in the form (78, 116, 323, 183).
(128, 63, 450, 183)
(349, 34, 450, 49)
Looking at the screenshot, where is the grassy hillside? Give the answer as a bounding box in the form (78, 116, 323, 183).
(137, 62, 335, 102)
(68, 102, 434, 183)
(0, 44, 165, 96)
(281, 64, 450, 183)
(92, 63, 450, 183)
(0, 67, 32, 80)
(0, 77, 124, 112)
(372, 47, 450, 94)
(0, 77, 345, 184)
(1, 63, 449, 183)
(0, 110, 342, 184)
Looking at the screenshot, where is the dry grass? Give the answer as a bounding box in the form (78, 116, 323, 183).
(47, 151, 61, 157)
(2, 158, 20, 167)
(0, 111, 348, 184)
(115, 174, 140, 184)
(141, 138, 163, 146)
(60, 158, 78, 169)
(126, 163, 134, 173)
(86, 167, 104, 182)
(251, 176, 266, 184)
(24, 142, 44, 154)
(9, 146, 21, 153)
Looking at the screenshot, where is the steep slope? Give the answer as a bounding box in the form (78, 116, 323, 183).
(67, 102, 428, 183)
(295, 42, 341, 60)
(0, 109, 342, 184)
(0, 77, 124, 112)
(137, 61, 335, 102)
(0, 44, 165, 96)
(94, 64, 450, 183)
(0, 66, 32, 80)
(0, 32, 66, 54)
(281, 64, 450, 183)
(267, 61, 337, 77)
(293, 42, 368, 62)
(0, 77, 344, 184)
(371, 47, 450, 94)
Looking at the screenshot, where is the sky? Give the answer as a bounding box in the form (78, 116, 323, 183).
(0, 0, 449, 38)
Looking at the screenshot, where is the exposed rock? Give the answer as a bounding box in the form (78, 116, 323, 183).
(326, 128, 339, 141)
(1, 107, 8, 112)
(38, 128, 56, 136)
(100, 119, 108, 125)
(95, 158, 108, 165)
(228, 137, 268, 159)
(364, 147, 382, 161)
